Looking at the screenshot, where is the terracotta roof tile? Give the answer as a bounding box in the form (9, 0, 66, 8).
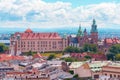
(0, 54, 25, 62)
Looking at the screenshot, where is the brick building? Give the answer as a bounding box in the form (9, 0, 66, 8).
(10, 29, 67, 55)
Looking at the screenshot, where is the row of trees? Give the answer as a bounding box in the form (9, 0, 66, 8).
(64, 43, 120, 61)
(64, 43, 98, 53)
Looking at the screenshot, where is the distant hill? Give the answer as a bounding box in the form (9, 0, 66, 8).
(0, 27, 120, 39)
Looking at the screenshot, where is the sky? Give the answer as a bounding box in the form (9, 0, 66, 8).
(0, 0, 120, 29)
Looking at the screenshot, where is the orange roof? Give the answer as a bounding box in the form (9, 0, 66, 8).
(106, 38, 113, 44)
(105, 38, 120, 44)
(25, 28, 33, 33)
(0, 54, 25, 62)
(13, 32, 61, 39)
(33, 52, 42, 58)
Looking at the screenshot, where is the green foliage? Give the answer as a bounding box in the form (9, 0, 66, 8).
(62, 57, 78, 62)
(47, 54, 56, 60)
(69, 70, 74, 75)
(83, 43, 98, 53)
(23, 51, 35, 56)
(73, 74, 79, 78)
(106, 53, 114, 61)
(84, 55, 91, 59)
(109, 44, 120, 54)
(28, 50, 34, 56)
(64, 46, 80, 53)
(115, 54, 120, 61)
(0, 43, 8, 53)
(64, 44, 98, 53)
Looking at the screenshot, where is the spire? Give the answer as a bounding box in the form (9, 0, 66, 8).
(93, 19, 96, 24)
(91, 19, 98, 33)
(77, 24, 83, 37)
(84, 28, 87, 33)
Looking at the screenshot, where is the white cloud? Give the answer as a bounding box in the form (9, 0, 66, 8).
(0, 0, 120, 28)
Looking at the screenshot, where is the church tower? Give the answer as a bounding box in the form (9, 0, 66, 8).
(90, 19, 98, 44)
(77, 24, 84, 47)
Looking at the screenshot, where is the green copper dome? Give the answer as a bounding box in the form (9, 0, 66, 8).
(77, 24, 83, 37)
(91, 19, 98, 33)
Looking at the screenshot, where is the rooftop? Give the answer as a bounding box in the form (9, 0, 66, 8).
(69, 62, 84, 69)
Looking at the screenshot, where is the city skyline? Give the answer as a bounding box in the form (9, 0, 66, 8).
(0, 0, 120, 29)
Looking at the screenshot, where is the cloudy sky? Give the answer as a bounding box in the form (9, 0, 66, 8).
(0, 0, 120, 29)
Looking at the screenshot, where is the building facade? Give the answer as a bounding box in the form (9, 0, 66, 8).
(68, 19, 98, 48)
(10, 29, 67, 55)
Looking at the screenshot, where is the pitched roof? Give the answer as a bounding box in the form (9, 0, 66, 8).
(88, 61, 109, 72)
(69, 62, 84, 69)
(82, 63, 90, 69)
(33, 52, 42, 58)
(105, 38, 120, 44)
(0, 54, 25, 62)
(14, 32, 62, 39)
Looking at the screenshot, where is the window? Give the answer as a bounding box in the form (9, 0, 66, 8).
(118, 75, 120, 78)
(110, 74, 112, 78)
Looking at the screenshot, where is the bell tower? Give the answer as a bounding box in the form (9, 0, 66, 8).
(90, 19, 98, 44)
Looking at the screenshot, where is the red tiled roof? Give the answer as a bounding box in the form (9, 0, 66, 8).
(105, 38, 113, 44)
(33, 52, 42, 58)
(70, 53, 87, 58)
(88, 53, 106, 60)
(70, 53, 106, 60)
(105, 38, 120, 44)
(14, 32, 61, 39)
(0, 54, 25, 62)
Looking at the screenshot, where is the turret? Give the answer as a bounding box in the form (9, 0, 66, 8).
(77, 24, 83, 37)
(84, 28, 87, 36)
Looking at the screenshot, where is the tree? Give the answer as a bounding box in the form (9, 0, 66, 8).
(69, 70, 74, 75)
(62, 57, 78, 62)
(83, 43, 98, 53)
(115, 54, 120, 61)
(0, 43, 8, 53)
(109, 44, 120, 54)
(26, 50, 34, 56)
(47, 54, 56, 60)
(64, 46, 80, 53)
(106, 53, 114, 61)
(84, 55, 91, 59)
(73, 74, 79, 78)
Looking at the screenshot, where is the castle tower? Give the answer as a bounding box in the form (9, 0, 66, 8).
(90, 19, 98, 44)
(77, 24, 84, 47)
